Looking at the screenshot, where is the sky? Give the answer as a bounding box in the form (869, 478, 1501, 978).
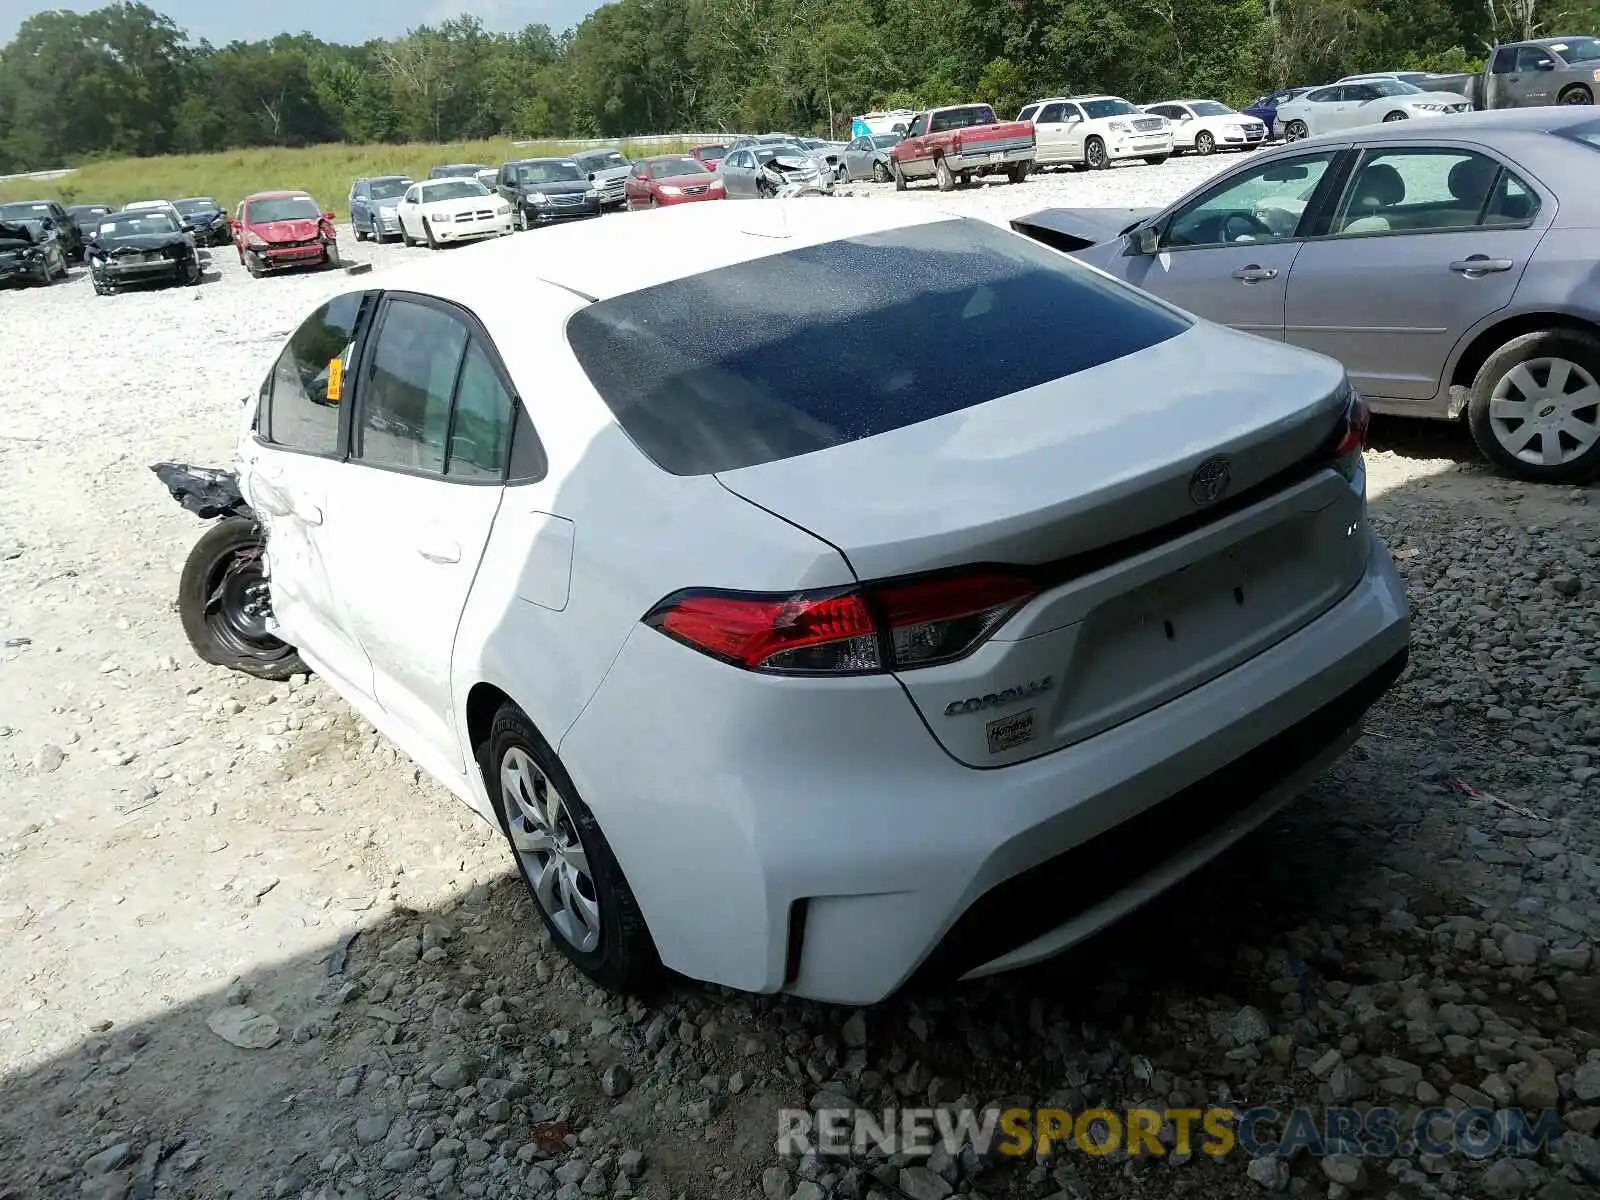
(1, 0, 606, 46)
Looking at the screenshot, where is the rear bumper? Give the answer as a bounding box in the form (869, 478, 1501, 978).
(947, 145, 1034, 170)
(560, 531, 1410, 1004)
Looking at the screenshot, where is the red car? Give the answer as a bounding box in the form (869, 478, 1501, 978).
(624, 155, 727, 209)
(230, 190, 340, 277)
(690, 144, 727, 171)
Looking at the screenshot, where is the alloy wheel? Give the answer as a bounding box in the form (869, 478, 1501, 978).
(1488, 356, 1600, 470)
(1285, 121, 1308, 141)
(500, 747, 602, 953)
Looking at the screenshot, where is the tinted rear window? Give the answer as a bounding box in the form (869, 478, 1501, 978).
(566, 217, 1189, 476)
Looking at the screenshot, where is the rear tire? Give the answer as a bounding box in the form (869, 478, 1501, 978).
(1284, 120, 1309, 141)
(935, 156, 956, 191)
(1143, 154, 1170, 166)
(354, 222, 369, 242)
(1006, 161, 1030, 183)
(1466, 329, 1600, 484)
(1085, 137, 1109, 169)
(178, 517, 307, 680)
(484, 703, 659, 994)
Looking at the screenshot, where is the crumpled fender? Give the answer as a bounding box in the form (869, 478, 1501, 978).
(149, 461, 253, 521)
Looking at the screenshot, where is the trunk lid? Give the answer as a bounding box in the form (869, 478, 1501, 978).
(715, 322, 1369, 766)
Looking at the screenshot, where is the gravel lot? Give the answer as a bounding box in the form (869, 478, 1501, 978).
(2, 157, 1599, 1200)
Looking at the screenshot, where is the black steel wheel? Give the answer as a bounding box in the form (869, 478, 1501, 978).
(178, 517, 306, 680)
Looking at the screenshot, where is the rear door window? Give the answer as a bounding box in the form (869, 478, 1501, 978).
(260, 292, 373, 454)
(356, 299, 470, 474)
(566, 217, 1189, 476)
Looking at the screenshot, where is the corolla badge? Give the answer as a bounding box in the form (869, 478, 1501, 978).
(943, 676, 1054, 717)
(1188, 456, 1232, 507)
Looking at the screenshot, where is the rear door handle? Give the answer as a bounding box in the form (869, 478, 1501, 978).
(1450, 256, 1514, 275)
(416, 540, 462, 565)
(1231, 265, 1279, 282)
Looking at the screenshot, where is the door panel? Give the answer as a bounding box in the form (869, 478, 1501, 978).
(239, 292, 379, 699)
(321, 298, 515, 771)
(1107, 242, 1302, 338)
(1284, 147, 1548, 400)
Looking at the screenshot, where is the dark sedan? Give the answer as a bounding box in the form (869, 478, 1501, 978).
(66, 204, 114, 240)
(0, 219, 68, 286)
(173, 196, 231, 246)
(1241, 86, 1314, 139)
(0, 199, 83, 262)
(86, 210, 202, 294)
(1010, 108, 1600, 483)
(495, 158, 602, 229)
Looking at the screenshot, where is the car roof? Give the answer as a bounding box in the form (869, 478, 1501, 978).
(373, 199, 961, 307)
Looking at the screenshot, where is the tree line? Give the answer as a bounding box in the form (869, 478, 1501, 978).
(0, 0, 1588, 172)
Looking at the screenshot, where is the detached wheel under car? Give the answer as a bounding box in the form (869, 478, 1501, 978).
(1467, 329, 1600, 484)
(486, 703, 658, 992)
(178, 516, 307, 680)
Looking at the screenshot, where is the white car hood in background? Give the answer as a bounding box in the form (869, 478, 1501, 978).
(422, 196, 501, 218)
(714, 321, 1348, 581)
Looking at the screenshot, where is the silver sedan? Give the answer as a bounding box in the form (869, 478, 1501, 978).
(838, 133, 903, 181)
(1010, 108, 1600, 483)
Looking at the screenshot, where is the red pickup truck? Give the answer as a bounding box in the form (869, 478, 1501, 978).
(889, 104, 1036, 191)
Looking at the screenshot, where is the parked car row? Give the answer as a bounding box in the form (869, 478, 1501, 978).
(0, 195, 215, 293)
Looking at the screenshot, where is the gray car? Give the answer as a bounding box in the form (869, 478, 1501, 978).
(570, 148, 632, 209)
(838, 132, 902, 181)
(717, 146, 829, 197)
(1010, 108, 1600, 483)
(349, 175, 412, 243)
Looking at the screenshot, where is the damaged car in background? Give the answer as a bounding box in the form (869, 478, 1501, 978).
(0, 218, 69, 286)
(87, 209, 202, 294)
(1008, 109, 1600, 484)
(156, 200, 1408, 1006)
(173, 196, 231, 246)
(717, 144, 833, 197)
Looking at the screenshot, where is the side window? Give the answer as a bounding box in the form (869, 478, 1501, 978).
(1346, 84, 1377, 101)
(1164, 151, 1338, 248)
(1061, 104, 1083, 122)
(447, 340, 515, 480)
(1037, 104, 1064, 123)
(1017, 105, 1039, 122)
(1305, 87, 1338, 104)
(261, 292, 371, 454)
(1330, 149, 1536, 236)
(928, 110, 950, 133)
(356, 299, 469, 474)
(1491, 46, 1517, 73)
(905, 114, 927, 138)
(1516, 45, 1554, 71)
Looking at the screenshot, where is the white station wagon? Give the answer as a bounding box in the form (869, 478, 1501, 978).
(231, 200, 1410, 1004)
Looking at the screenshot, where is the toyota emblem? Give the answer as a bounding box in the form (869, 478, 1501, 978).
(1189, 456, 1232, 507)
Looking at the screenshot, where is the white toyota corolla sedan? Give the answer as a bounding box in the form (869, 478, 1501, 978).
(234, 199, 1410, 1004)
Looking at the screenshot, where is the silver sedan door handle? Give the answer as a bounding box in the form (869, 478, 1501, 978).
(416, 540, 462, 564)
(1231, 265, 1279, 283)
(1450, 256, 1514, 276)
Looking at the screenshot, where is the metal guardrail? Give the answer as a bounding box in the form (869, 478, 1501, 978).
(512, 133, 730, 149)
(0, 168, 76, 184)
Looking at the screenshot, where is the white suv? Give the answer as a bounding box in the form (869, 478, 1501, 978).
(227, 200, 1409, 1005)
(1018, 95, 1175, 168)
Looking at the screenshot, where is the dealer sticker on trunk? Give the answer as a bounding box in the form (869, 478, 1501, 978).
(986, 709, 1036, 754)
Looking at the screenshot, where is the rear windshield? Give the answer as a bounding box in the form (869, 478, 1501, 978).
(566, 217, 1189, 476)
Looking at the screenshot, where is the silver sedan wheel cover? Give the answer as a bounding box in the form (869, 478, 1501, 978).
(500, 747, 601, 953)
(1489, 356, 1600, 468)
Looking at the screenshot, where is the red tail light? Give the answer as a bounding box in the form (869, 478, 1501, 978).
(644, 568, 1038, 675)
(1324, 387, 1370, 463)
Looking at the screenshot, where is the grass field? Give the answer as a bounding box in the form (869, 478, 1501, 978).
(0, 136, 699, 215)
